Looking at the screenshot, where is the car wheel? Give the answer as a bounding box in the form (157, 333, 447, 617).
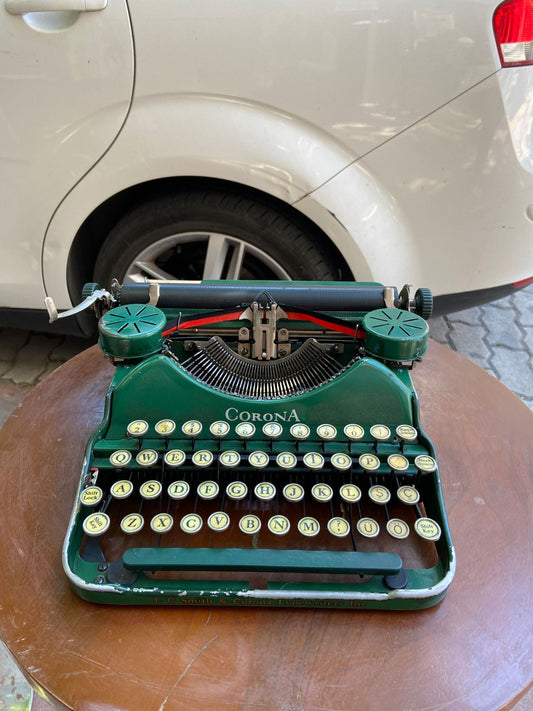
(93, 190, 341, 287)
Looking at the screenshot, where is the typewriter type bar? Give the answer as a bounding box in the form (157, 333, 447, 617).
(62, 279, 454, 609)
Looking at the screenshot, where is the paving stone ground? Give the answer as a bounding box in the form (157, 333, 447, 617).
(0, 283, 531, 710)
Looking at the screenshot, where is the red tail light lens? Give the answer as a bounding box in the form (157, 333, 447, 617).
(493, 0, 533, 66)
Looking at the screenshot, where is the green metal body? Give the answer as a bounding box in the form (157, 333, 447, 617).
(63, 280, 454, 610)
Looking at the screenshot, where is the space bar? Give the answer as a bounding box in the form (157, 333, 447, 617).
(123, 548, 402, 575)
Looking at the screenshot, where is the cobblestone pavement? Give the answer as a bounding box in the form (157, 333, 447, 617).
(0, 283, 531, 710)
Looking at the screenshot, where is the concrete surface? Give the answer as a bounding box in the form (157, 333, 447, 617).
(0, 283, 531, 710)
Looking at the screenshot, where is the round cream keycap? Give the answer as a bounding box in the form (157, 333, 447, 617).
(369, 424, 391, 441)
(209, 420, 230, 437)
(182, 420, 202, 437)
(254, 482, 276, 501)
(219, 450, 241, 468)
(151, 513, 173, 533)
(226, 481, 248, 500)
(80, 486, 103, 506)
(344, 424, 364, 441)
(414, 517, 441, 541)
(109, 450, 132, 468)
(164, 449, 186, 468)
(155, 419, 176, 436)
(207, 511, 230, 532)
(368, 485, 391, 504)
(327, 517, 350, 538)
(120, 513, 144, 534)
(239, 514, 261, 534)
(331, 452, 352, 471)
(110, 480, 134, 499)
(139, 480, 162, 499)
(192, 450, 214, 468)
(298, 517, 320, 537)
(339, 483, 362, 503)
(317, 424, 337, 440)
(167, 480, 190, 500)
(262, 422, 283, 438)
(248, 451, 269, 469)
(180, 513, 203, 534)
(356, 517, 380, 538)
(82, 512, 110, 537)
(397, 485, 420, 505)
(136, 449, 158, 468)
(303, 452, 324, 470)
(289, 423, 310, 440)
(267, 515, 290, 535)
(396, 424, 418, 441)
(311, 483, 333, 502)
(282, 483, 305, 502)
(359, 453, 380, 472)
(235, 422, 255, 439)
(386, 518, 410, 539)
(197, 480, 219, 500)
(127, 419, 149, 437)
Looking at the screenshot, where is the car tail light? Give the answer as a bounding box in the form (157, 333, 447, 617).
(493, 0, 533, 66)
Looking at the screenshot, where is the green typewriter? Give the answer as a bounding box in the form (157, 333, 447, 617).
(48, 280, 455, 609)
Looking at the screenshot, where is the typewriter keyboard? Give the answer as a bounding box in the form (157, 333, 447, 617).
(80, 417, 443, 576)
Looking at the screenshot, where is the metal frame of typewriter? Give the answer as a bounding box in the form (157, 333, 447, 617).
(59, 280, 455, 609)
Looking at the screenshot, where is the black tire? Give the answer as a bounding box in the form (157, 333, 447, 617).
(93, 190, 341, 287)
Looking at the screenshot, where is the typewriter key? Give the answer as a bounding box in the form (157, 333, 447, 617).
(327, 517, 350, 538)
(344, 424, 365, 441)
(197, 480, 219, 500)
(369, 424, 391, 441)
(254, 482, 276, 501)
(414, 455, 437, 473)
(139, 480, 162, 499)
(311, 483, 333, 502)
(182, 420, 202, 437)
(80, 486, 103, 506)
(303, 452, 325, 470)
(268, 515, 290, 535)
(209, 421, 230, 438)
(120, 513, 144, 534)
(226, 481, 248, 500)
(235, 422, 256, 439)
(386, 518, 410, 539)
(368, 485, 391, 504)
(356, 517, 380, 538)
(396, 424, 418, 441)
(167, 480, 190, 500)
(192, 450, 214, 468)
(155, 419, 176, 436)
(151, 513, 174, 533)
(208, 511, 230, 532)
(82, 512, 110, 537)
(414, 517, 441, 541)
(219, 450, 241, 468)
(248, 451, 269, 469)
(282, 482, 304, 502)
(317, 424, 337, 440)
(262, 422, 283, 438)
(289, 423, 310, 440)
(127, 420, 149, 438)
(397, 485, 420, 505)
(180, 513, 203, 534)
(331, 452, 352, 471)
(359, 453, 380, 472)
(164, 449, 186, 468)
(110, 480, 134, 499)
(135, 449, 158, 468)
(387, 454, 409, 473)
(276, 452, 297, 469)
(339, 483, 362, 503)
(109, 450, 132, 468)
(239, 514, 261, 534)
(297, 516, 320, 537)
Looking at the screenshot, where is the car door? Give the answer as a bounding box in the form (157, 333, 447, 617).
(0, 0, 134, 310)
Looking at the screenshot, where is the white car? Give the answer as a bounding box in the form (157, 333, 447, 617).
(1, 0, 533, 334)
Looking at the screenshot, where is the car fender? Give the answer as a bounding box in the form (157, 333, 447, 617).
(43, 94, 394, 306)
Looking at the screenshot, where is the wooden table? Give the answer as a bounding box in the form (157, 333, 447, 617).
(0, 341, 531, 711)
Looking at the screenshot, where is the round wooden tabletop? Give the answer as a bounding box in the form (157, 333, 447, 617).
(0, 341, 531, 711)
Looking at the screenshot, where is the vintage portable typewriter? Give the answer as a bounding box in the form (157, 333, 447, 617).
(48, 279, 455, 609)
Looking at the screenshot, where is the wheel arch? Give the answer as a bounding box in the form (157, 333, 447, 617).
(66, 176, 353, 304)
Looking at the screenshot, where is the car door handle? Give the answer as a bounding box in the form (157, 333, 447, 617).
(6, 0, 106, 13)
